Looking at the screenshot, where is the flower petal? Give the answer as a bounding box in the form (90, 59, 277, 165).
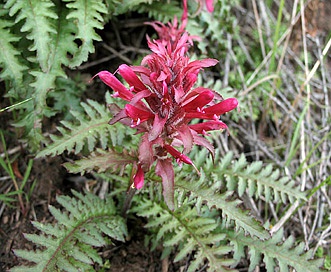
(205, 0, 214, 13)
(148, 114, 167, 141)
(204, 98, 238, 115)
(125, 104, 154, 126)
(96, 71, 134, 101)
(118, 64, 147, 92)
(182, 90, 214, 111)
(189, 120, 228, 134)
(164, 144, 193, 165)
(133, 165, 144, 189)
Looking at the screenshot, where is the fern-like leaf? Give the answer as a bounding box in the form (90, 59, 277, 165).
(133, 197, 236, 272)
(220, 152, 306, 203)
(5, 0, 58, 72)
(176, 173, 270, 240)
(64, 0, 107, 67)
(37, 99, 127, 157)
(135, 1, 182, 22)
(187, 149, 306, 204)
(63, 148, 137, 174)
(11, 190, 127, 272)
(0, 14, 27, 90)
(228, 228, 323, 272)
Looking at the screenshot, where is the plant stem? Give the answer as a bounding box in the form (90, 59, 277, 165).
(121, 185, 137, 217)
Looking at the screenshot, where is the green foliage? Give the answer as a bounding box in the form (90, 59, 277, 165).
(135, 1, 182, 22)
(111, 0, 181, 21)
(11, 190, 127, 272)
(5, 0, 58, 72)
(37, 99, 125, 157)
(176, 174, 270, 240)
(63, 148, 137, 174)
(49, 76, 87, 121)
(132, 197, 236, 272)
(0, 11, 27, 89)
(228, 228, 323, 272)
(1, 0, 124, 148)
(182, 149, 306, 204)
(63, 0, 107, 67)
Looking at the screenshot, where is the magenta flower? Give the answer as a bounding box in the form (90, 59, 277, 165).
(96, 13, 237, 209)
(182, 0, 215, 16)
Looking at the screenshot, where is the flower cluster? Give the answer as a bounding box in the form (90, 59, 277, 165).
(96, 1, 238, 209)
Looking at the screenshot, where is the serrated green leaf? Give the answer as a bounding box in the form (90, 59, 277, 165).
(63, 0, 107, 67)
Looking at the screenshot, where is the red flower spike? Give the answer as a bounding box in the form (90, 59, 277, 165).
(96, 71, 134, 101)
(204, 98, 239, 115)
(96, 5, 237, 205)
(133, 165, 144, 189)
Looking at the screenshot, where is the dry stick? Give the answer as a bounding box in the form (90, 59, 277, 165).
(222, 34, 231, 87)
(258, 0, 272, 45)
(301, 37, 331, 89)
(271, 0, 311, 240)
(102, 43, 132, 64)
(270, 1, 308, 236)
(252, 0, 266, 58)
(240, 74, 279, 96)
(299, 0, 311, 250)
(246, 7, 303, 86)
(311, 36, 331, 251)
(275, 0, 299, 75)
(0, 143, 27, 158)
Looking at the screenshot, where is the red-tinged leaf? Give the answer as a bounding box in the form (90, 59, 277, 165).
(182, 87, 213, 102)
(109, 108, 127, 125)
(177, 125, 194, 153)
(138, 134, 154, 170)
(156, 159, 175, 210)
(148, 114, 167, 141)
(63, 149, 136, 174)
(183, 58, 219, 74)
(131, 65, 151, 76)
(192, 133, 215, 160)
(183, 73, 198, 93)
